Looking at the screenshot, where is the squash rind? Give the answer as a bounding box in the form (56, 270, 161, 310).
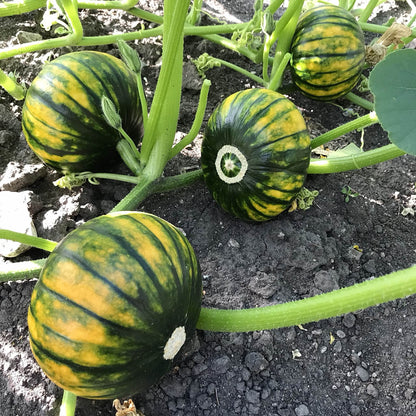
(290, 5, 366, 100)
(22, 51, 143, 173)
(28, 212, 202, 399)
(201, 89, 311, 221)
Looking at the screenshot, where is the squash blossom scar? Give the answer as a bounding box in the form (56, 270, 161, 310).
(163, 326, 186, 360)
(215, 144, 248, 184)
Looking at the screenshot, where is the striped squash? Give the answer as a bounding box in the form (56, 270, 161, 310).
(28, 212, 202, 399)
(290, 5, 366, 100)
(22, 51, 143, 173)
(201, 89, 311, 221)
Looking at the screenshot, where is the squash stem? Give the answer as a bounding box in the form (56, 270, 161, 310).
(195, 55, 266, 87)
(268, 52, 291, 91)
(111, 175, 154, 212)
(0, 229, 57, 252)
(139, 0, 190, 172)
(170, 79, 211, 159)
(268, 1, 303, 90)
(197, 265, 416, 332)
(344, 92, 375, 111)
(0, 68, 25, 100)
(358, 0, 379, 23)
(308, 143, 406, 174)
(59, 391, 77, 416)
(311, 111, 378, 149)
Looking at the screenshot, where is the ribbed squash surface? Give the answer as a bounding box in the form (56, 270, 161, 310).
(290, 5, 365, 100)
(28, 212, 202, 399)
(201, 89, 311, 221)
(22, 51, 143, 173)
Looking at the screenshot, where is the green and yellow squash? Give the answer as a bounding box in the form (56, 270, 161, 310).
(28, 212, 202, 399)
(290, 5, 366, 100)
(201, 88, 311, 222)
(22, 51, 143, 173)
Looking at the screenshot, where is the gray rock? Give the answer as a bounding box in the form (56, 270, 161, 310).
(0, 191, 37, 257)
(342, 313, 356, 328)
(314, 269, 340, 292)
(244, 352, 269, 374)
(245, 389, 260, 404)
(212, 355, 231, 374)
(366, 383, 379, 397)
(356, 365, 370, 382)
(295, 404, 310, 415)
(0, 161, 47, 191)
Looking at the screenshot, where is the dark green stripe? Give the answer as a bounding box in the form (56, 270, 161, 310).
(241, 97, 289, 137)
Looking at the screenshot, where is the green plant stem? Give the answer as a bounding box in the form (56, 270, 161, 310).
(344, 92, 375, 111)
(308, 143, 406, 174)
(0, 0, 83, 60)
(0, 0, 139, 16)
(311, 111, 378, 149)
(0, 230, 57, 252)
(79, 0, 138, 10)
(59, 391, 77, 416)
(187, 0, 203, 25)
(136, 74, 149, 132)
(110, 169, 203, 212)
(116, 131, 142, 174)
(199, 33, 260, 64)
(0, 259, 47, 283)
(197, 265, 416, 332)
(201, 57, 266, 86)
(268, 1, 303, 89)
(170, 79, 212, 158)
(0, 0, 44, 16)
(139, 0, 189, 171)
(0, 68, 25, 100)
(358, 0, 379, 22)
(359, 21, 390, 34)
(265, 0, 285, 15)
(152, 169, 203, 194)
(268, 52, 291, 91)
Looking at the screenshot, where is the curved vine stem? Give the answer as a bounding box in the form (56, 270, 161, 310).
(197, 265, 416, 332)
(59, 390, 77, 416)
(308, 143, 405, 174)
(0, 230, 57, 252)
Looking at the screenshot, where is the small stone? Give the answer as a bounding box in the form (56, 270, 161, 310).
(342, 313, 356, 328)
(356, 365, 370, 382)
(409, 376, 416, 389)
(196, 393, 212, 410)
(244, 352, 269, 374)
(336, 330, 346, 339)
(347, 246, 363, 261)
(212, 355, 231, 374)
(350, 404, 361, 415)
(366, 383, 379, 397)
(160, 378, 188, 398)
(16, 30, 43, 43)
(314, 270, 339, 292)
(295, 404, 310, 416)
(363, 259, 377, 274)
(248, 271, 279, 299)
(405, 389, 414, 400)
(246, 389, 261, 404)
(227, 238, 240, 248)
(333, 340, 342, 353)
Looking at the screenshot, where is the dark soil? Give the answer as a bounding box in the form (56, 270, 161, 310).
(1, 1, 416, 416)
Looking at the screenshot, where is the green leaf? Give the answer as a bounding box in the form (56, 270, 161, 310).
(327, 143, 362, 158)
(369, 49, 416, 155)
